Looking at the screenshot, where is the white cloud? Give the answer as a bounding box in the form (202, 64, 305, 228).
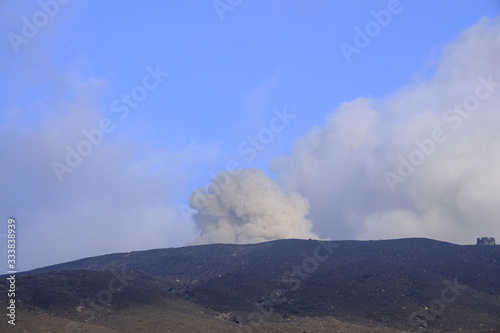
(0, 68, 203, 271)
(271, 17, 500, 244)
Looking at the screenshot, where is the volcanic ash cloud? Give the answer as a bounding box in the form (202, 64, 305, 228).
(189, 168, 318, 244)
(270, 17, 500, 244)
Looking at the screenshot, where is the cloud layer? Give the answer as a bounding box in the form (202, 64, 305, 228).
(0, 38, 215, 270)
(0, 75, 201, 271)
(189, 168, 317, 244)
(271, 17, 500, 244)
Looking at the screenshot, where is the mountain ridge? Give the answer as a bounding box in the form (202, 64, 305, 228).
(2, 237, 499, 332)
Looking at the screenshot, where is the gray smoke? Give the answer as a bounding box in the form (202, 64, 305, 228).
(271, 17, 500, 244)
(189, 168, 318, 244)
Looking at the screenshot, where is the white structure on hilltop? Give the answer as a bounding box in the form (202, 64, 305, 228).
(476, 237, 496, 245)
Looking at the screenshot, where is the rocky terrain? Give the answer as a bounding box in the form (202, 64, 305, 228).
(1, 238, 499, 332)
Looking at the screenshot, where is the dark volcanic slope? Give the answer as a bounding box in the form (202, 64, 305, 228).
(11, 238, 500, 332)
(0, 269, 241, 333)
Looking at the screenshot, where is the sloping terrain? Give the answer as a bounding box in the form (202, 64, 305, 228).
(0, 270, 403, 332)
(2, 238, 500, 332)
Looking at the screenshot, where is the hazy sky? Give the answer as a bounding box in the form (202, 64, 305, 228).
(1, 1, 500, 271)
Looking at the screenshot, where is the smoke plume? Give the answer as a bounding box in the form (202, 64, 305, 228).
(271, 17, 500, 244)
(189, 168, 317, 244)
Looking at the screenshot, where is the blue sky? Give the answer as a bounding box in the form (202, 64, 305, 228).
(1, 0, 500, 271)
